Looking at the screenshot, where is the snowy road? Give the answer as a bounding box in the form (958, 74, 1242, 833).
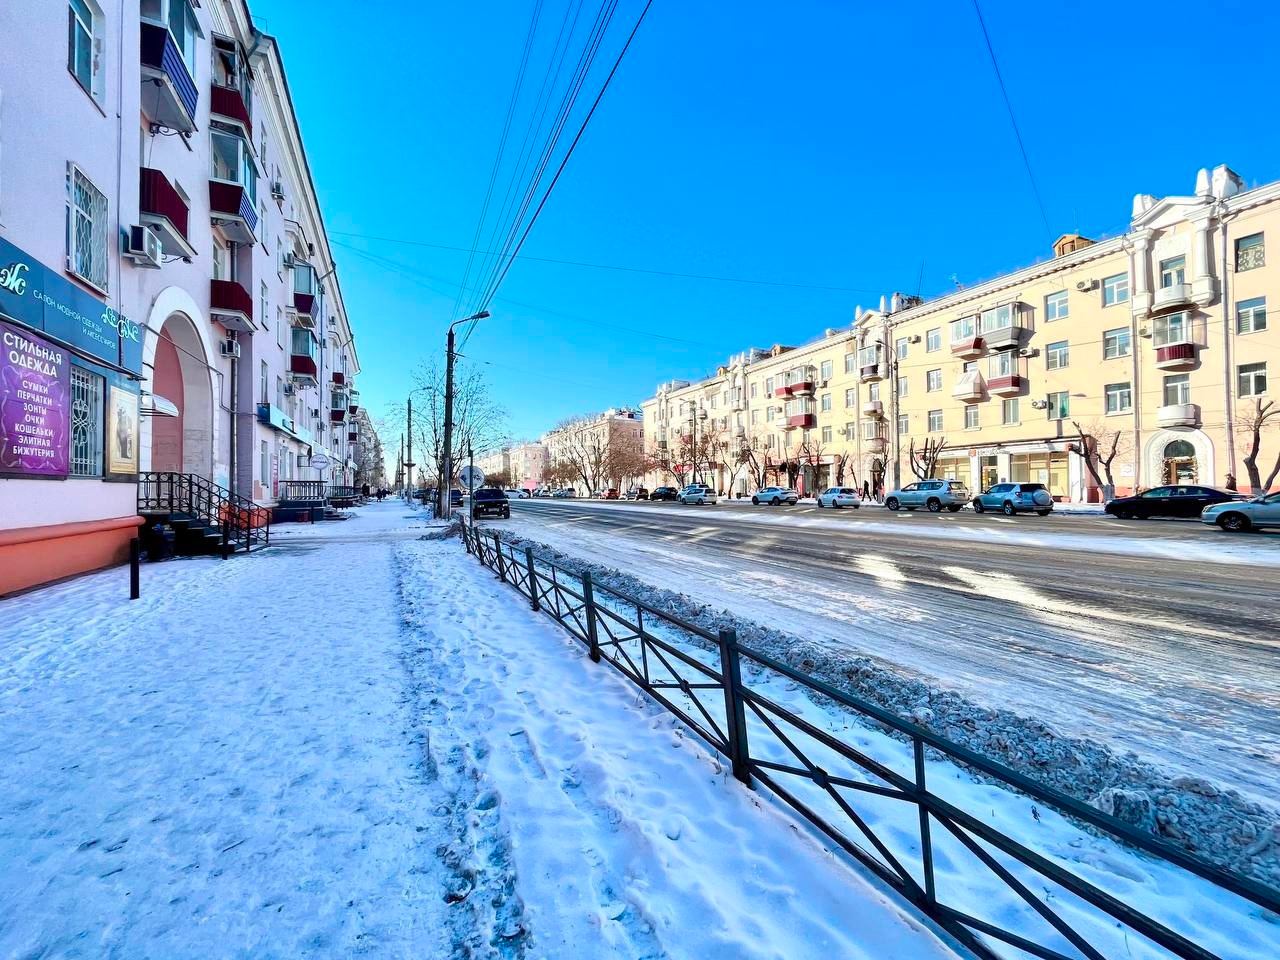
(0, 502, 957, 959)
(495, 499, 1280, 803)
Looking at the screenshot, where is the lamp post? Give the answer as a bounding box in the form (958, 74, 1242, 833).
(440, 310, 490, 519)
(687, 400, 707, 485)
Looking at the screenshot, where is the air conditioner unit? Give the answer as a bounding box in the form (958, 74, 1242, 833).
(311, 407, 321, 418)
(124, 225, 163, 269)
(219, 339, 241, 360)
(1017, 347, 1039, 358)
(283, 252, 296, 269)
(1030, 399, 1048, 410)
(909, 334, 922, 344)
(1075, 279, 1098, 292)
(270, 180, 285, 200)
(1138, 326, 1151, 338)
(283, 383, 296, 396)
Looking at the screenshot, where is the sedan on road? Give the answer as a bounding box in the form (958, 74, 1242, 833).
(625, 487, 649, 500)
(1201, 491, 1280, 531)
(884, 479, 969, 512)
(471, 488, 510, 519)
(752, 486, 800, 505)
(1105, 485, 1241, 520)
(504, 488, 531, 499)
(650, 486, 680, 502)
(817, 486, 861, 509)
(679, 484, 718, 505)
(551, 489, 577, 498)
(972, 482, 1054, 517)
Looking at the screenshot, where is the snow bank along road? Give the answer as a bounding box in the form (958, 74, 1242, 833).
(0, 502, 957, 959)
(497, 498, 1280, 803)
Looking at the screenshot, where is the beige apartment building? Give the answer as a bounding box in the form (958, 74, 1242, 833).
(475, 441, 548, 491)
(542, 408, 644, 495)
(641, 164, 1278, 501)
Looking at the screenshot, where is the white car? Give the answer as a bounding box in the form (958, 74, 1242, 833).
(817, 486, 861, 509)
(751, 486, 799, 505)
(679, 484, 718, 505)
(504, 488, 531, 499)
(1201, 491, 1280, 531)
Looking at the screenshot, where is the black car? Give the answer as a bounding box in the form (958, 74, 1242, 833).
(1104, 484, 1242, 520)
(649, 486, 679, 502)
(471, 487, 510, 519)
(626, 487, 649, 500)
(450, 489, 464, 507)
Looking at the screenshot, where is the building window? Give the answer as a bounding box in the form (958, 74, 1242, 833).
(68, 0, 102, 101)
(145, 0, 199, 69)
(1238, 362, 1267, 397)
(1104, 382, 1132, 414)
(869, 382, 880, 402)
(844, 421, 856, 440)
(1001, 398, 1019, 424)
(844, 352, 856, 374)
(66, 164, 108, 292)
(988, 350, 1015, 377)
(897, 414, 909, 435)
(964, 406, 979, 430)
(821, 425, 833, 443)
(820, 359, 833, 381)
(980, 304, 1015, 333)
(896, 337, 909, 359)
(765, 376, 775, 394)
(1237, 296, 1267, 334)
(1159, 255, 1186, 288)
(926, 369, 942, 392)
(1103, 327, 1131, 359)
(1152, 312, 1189, 347)
(750, 382, 757, 399)
(211, 128, 257, 204)
(1045, 290, 1068, 321)
(276, 306, 284, 349)
(750, 409, 758, 424)
(1102, 272, 1130, 306)
(962, 360, 977, 373)
(897, 377, 908, 397)
(259, 360, 268, 403)
(260, 281, 269, 331)
(1047, 391, 1069, 419)
(857, 345, 880, 368)
(861, 420, 880, 441)
(1236, 233, 1265, 272)
(844, 387, 856, 407)
(1163, 374, 1190, 407)
(950, 315, 977, 341)
(1045, 340, 1069, 370)
(69, 366, 104, 477)
(260, 440, 268, 482)
(766, 406, 774, 422)
(820, 392, 832, 412)
(927, 409, 943, 432)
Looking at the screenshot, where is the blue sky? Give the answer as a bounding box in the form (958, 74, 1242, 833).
(252, 0, 1280, 444)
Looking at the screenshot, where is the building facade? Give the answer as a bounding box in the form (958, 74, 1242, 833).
(641, 165, 1278, 501)
(476, 441, 547, 491)
(542, 409, 644, 495)
(0, 0, 364, 595)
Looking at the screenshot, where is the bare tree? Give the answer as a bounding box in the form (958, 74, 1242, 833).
(647, 441, 678, 484)
(542, 460, 577, 490)
(710, 436, 751, 496)
(1239, 399, 1280, 494)
(832, 449, 855, 488)
(742, 438, 775, 490)
(605, 432, 647, 490)
(908, 436, 948, 480)
(795, 432, 826, 491)
(675, 427, 718, 486)
(395, 362, 509, 491)
(552, 415, 612, 493)
(1068, 420, 1125, 494)
(485, 468, 513, 489)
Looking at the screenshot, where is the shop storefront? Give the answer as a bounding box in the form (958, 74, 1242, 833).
(0, 237, 144, 595)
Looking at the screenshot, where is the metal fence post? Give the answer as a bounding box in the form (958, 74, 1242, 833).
(129, 537, 140, 600)
(717, 628, 752, 786)
(463, 520, 472, 554)
(581, 570, 601, 663)
(525, 547, 540, 612)
(493, 532, 507, 581)
(914, 735, 937, 904)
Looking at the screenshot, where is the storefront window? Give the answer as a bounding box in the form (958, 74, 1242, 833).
(69, 366, 104, 477)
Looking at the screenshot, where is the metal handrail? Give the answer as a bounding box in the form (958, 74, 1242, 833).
(138, 472, 270, 555)
(459, 520, 1278, 960)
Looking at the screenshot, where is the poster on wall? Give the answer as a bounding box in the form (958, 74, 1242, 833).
(0, 320, 70, 477)
(106, 384, 139, 475)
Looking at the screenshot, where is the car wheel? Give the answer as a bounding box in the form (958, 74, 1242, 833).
(816, 499, 824, 508)
(886, 497, 900, 511)
(946, 505, 961, 513)
(1219, 512, 1251, 532)
(926, 498, 942, 513)
(751, 496, 759, 505)
(1035, 509, 1051, 517)
(1002, 501, 1016, 517)
(972, 499, 985, 514)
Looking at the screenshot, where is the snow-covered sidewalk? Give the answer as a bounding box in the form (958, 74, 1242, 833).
(0, 502, 958, 959)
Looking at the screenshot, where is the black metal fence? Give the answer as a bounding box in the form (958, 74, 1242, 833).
(278, 480, 326, 501)
(460, 521, 1277, 960)
(139, 472, 270, 554)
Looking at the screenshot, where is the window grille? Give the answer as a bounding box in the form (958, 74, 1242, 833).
(70, 366, 104, 477)
(67, 164, 108, 291)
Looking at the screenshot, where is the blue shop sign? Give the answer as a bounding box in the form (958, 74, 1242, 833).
(0, 236, 144, 376)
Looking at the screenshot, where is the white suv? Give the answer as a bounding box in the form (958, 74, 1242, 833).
(679, 484, 717, 505)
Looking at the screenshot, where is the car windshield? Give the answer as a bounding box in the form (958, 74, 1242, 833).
(1019, 483, 1046, 491)
(474, 489, 504, 500)
(1143, 488, 1173, 498)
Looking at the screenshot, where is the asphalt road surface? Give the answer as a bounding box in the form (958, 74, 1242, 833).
(497, 498, 1280, 802)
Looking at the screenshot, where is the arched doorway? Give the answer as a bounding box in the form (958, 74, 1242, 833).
(1162, 439, 1197, 484)
(149, 312, 213, 476)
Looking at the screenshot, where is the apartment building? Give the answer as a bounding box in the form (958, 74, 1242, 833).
(542, 408, 644, 495)
(475, 442, 548, 491)
(0, 0, 364, 594)
(641, 164, 1277, 501)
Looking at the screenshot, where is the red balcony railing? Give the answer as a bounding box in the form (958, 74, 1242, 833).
(211, 83, 253, 137)
(786, 413, 816, 429)
(290, 353, 318, 378)
(210, 279, 253, 328)
(293, 292, 316, 320)
(1155, 342, 1197, 370)
(951, 336, 984, 358)
(986, 374, 1025, 396)
(332, 371, 346, 386)
(139, 167, 190, 241)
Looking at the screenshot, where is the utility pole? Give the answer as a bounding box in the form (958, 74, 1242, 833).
(404, 398, 415, 500)
(441, 310, 490, 520)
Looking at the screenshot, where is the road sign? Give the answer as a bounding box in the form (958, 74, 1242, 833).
(310, 453, 332, 471)
(460, 465, 485, 489)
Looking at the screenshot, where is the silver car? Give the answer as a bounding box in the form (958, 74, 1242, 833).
(751, 486, 799, 505)
(1201, 491, 1280, 531)
(817, 486, 861, 509)
(884, 479, 970, 513)
(679, 484, 718, 505)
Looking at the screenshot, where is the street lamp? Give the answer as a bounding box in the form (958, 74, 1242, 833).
(687, 400, 708, 485)
(440, 310, 490, 519)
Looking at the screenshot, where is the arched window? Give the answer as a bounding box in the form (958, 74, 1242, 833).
(1163, 439, 1195, 459)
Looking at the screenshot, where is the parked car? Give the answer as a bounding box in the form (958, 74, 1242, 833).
(884, 479, 970, 512)
(603, 488, 620, 500)
(450, 489, 463, 507)
(650, 486, 680, 502)
(504, 488, 530, 499)
(551, 488, 577, 498)
(471, 488, 510, 519)
(679, 484, 718, 505)
(625, 487, 649, 500)
(817, 486, 861, 509)
(1105, 485, 1242, 520)
(972, 482, 1054, 517)
(751, 486, 800, 505)
(1201, 491, 1280, 531)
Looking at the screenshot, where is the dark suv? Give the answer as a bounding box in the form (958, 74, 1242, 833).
(471, 487, 510, 519)
(650, 486, 679, 502)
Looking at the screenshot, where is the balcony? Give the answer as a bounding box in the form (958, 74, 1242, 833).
(785, 413, 816, 430)
(986, 374, 1025, 397)
(348, 389, 360, 415)
(291, 292, 317, 328)
(209, 180, 258, 244)
(788, 379, 816, 397)
(289, 352, 318, 387)
(332, 371, 346, 386)
(865, 437, 888, 455)
(211, 83, 253, 138)
(257, 403, 296, 436)
(952, 372, 984, 403)
(862, 399, 884, 418)
(951, 336, 984, 359)
(140, 21, 197, 133)
(210, 279, 253, 332)
(1155, 402, 1200, 428)
(859, 363, 885, 383)
(139, 167, 195, 259)
(982, 323, 1025, 351)
(1155, 341, 1197, 371)
(1151, 282, 1194, 314)
(773, 384, 791, 398)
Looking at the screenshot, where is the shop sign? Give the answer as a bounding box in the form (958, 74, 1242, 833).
(0, 320, 70, 477)
(0, 236, 143, 375)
